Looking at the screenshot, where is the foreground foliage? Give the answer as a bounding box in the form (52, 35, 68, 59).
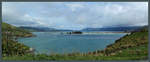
(3, 44, 148, 60)
(2, 22, 34, 56)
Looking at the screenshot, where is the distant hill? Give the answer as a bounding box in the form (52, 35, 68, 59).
(19, 26, 146, 32)
(19, 26, 56, 32)
(82, 26, 145, 32)
(19, 26, 73, 32)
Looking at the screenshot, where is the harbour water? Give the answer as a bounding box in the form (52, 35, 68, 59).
(18, 32, 127, 54)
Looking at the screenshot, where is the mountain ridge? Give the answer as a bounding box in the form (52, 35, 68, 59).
(81, 26, 146, 32)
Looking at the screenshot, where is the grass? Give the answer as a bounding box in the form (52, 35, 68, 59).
(2, 44, 148, 60)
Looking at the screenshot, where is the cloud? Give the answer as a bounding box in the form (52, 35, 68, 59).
(2, 2, 148, 30)
(65, 3, 85, 11)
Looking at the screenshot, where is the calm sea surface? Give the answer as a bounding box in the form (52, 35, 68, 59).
(18, 32, 127, 54)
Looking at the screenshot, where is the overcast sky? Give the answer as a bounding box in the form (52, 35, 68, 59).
(2, 2, 148, 30)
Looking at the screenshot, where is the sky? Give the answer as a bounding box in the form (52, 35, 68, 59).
(2, 2, 148, 30)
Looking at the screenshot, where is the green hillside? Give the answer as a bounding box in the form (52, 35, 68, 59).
(2, 22, 34, 56)
(87, 26, 148, 58)
(2, 22, 34, 37)
(2, 25, 148, 60)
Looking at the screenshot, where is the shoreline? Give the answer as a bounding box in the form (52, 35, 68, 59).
(31, 31, 131, 35)
(3, 27, 148, 60)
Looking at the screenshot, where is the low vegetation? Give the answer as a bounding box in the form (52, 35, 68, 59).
(3, 44, 148, 60)
(2, 22, 34, 56)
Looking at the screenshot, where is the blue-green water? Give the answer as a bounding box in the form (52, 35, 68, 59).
(18, 32, 127, 54)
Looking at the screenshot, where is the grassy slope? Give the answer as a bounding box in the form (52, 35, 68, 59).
(2, 22, 33, 37)
(2, 22, 34, 56)
(90, 26, 148, 56)
(3, 44, 148, 60)
(2, 26, 148, 60)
